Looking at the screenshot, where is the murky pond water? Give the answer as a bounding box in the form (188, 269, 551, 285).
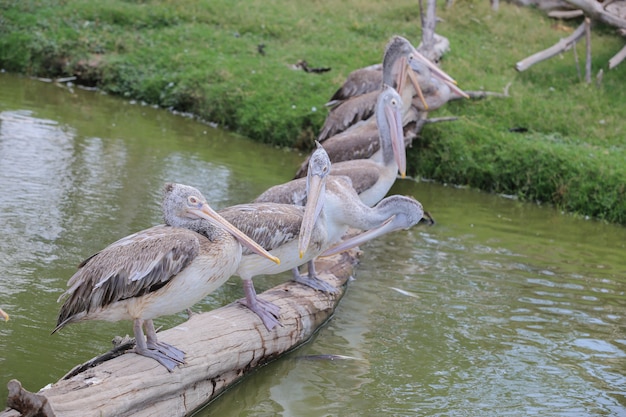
(1, 72, 625, 416)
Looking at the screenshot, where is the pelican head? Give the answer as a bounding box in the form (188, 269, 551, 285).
(163, 183, 280, 264)
(320, 195, 424, 257)
(382, 36, 415, 92)
(377, 85, 406, 178)
(298, 142, 330, 258)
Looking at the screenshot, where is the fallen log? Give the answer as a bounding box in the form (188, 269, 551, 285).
(515, 21, 587, 71)
(1, 249, 359, 417)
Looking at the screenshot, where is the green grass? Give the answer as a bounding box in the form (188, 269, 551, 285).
(0, 0, 624, 223)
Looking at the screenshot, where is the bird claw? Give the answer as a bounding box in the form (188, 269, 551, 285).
(293, 274, 339, 294)
(147, 341, 186, 363)
(134, 344, 186, 372)
(238, 298, 283, 331)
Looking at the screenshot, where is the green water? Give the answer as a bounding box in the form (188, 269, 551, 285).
(0, 73, 624, 416)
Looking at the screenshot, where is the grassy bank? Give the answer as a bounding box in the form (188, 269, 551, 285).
(1, 0, 624, 223)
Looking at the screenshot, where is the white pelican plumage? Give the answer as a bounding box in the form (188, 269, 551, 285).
(53, 183, 279, 371)
(289, 85, 406, 207)
(249, 145, 424, 329)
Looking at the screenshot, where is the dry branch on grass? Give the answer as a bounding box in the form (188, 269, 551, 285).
(1, 250, 359, 417)
(515, 0, 626, 74)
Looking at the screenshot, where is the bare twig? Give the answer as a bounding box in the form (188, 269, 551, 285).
(585, 17, 592, 83)
(515, 22, 587, 71)
(547, 9, 584, 18)
(424, 116, 459, 124)
(462, 82, 512, 99)
(608, 43, 626, 69)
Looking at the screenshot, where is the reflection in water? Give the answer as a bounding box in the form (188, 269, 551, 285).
(1, 73, 626, 416)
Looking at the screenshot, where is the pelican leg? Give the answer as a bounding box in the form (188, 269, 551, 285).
(291, 260, 338, 294)
(239, 279, 282, 331)
(144, 319, 185, 364)
(132, 319, 184, 372)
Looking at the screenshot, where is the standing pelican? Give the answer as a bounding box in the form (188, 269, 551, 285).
(53, 183, 279, 371)
(0, 308, 8, 321)
(218, 149, 333, 331)
(317, 35, 466, 143)
(290, 85, 406, 207)
(243, 145, 424, 330)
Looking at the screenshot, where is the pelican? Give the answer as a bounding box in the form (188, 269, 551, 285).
(317, 35, 466, 142)
(53, 183, 279, 371)
(246, 145, 424, 330)
(277, 85, 405, 207)
(0, 308, 8, 321)
(218, 149, 333, 331)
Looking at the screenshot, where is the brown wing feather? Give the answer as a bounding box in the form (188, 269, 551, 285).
(317, 90, 379, 142)
(329, 160, 381, 195)
(295, 121, 379, 179)
(56, 226, 200, 328)
(254, 178, 308, 206)
(326, 65, 382, 107)
(219, 203, 304, 253)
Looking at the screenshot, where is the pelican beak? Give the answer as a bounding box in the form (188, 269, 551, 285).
(406, 58, 428, 111)
(411, 48, 469, 99)
(192, 203, 280, 265)
(442, 79, 470, 99)
(395, 56, 407, 93)
(298, 172, 325, 259)
(0, 308, 8, 322)
(385, 97, 406, 178)
(320, 216, 398, 257)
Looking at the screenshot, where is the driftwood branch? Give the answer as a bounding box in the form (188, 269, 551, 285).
(1, 250, 359, 417)
(609, 43, 626, 68)
(515, 21, 587, 71)
(424, 116, 459, 124)
(419, 0, 440, 61)
(548, 9, 584, 18)
(562, 0, 626, 28)
(585, 17, 592, 83)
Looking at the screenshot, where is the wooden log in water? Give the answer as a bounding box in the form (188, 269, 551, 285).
(1, 250, 359, 417)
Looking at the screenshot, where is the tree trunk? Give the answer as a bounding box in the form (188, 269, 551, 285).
(1, 250, 359, 417)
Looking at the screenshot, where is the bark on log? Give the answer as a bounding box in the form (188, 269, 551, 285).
(515, 21, 587, 71)
(1, 250, 359, 417)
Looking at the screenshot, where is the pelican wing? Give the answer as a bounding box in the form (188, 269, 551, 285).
(254, 177, 308, 206)
(294, 121, 379, 179)
(325, 65, 382, 107)
(318, 90, 378, 142)
(56, 225, 200, 328)
(219, 203, 303, 253)
(330, 161, 380, 196)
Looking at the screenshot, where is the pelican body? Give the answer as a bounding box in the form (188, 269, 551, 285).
(54, 183, 279, 371)
(218, 148, 333, 331)
(290, 86, 405, 208)
(311, 36, 467, 170)
(251, 145, 425, 327)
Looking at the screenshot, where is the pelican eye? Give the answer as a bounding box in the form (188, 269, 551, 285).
(188, 196, 201, 206)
